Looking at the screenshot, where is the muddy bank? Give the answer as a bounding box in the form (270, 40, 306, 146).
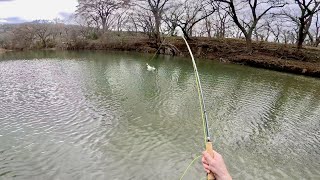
(228, 55, 320, 78)
(169, 37, 320, 78)
(6, 34, 319, 78)
(60, 36, 320, 77)
(0, 48, 9, 53)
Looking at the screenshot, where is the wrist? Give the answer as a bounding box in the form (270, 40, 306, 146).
(218, 174, 232, 180)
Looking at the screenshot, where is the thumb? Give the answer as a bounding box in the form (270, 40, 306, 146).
(202, 151, 214, 165)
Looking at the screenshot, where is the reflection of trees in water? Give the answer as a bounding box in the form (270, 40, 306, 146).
(212, 71, 248, 146)
(139, 56, 192, 106)
(246, 80, 288, 146)
(231, 75, 294, 149)
(201, 67, 320, 151)
(78, 57, 120, 125)
(221, 73, 320, 164)
(80, 53, 320, 179)
(117, 56, 211, 155)
(4, 50, 320, 179)
(200, 70, 320, 178)
(138, 57, 191, 116)
(0, 50, 95, 60)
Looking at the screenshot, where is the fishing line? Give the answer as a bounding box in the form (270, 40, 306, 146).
(179, 155, 202, 180)
(148, 35, 169, 62)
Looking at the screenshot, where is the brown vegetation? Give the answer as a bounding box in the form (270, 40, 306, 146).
(0, 48, 7, 53)
(170, 37, 320, 77)
(1, 21, 320, 77)
(2, 0, 320, 77)
(57, 33, 320, 77)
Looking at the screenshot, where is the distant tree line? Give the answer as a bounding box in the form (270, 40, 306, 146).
(1, 0, 320, 52)
(74, 0, 320, 51)
(0, 19, 94, 50)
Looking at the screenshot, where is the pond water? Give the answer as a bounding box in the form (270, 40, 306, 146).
(0, 51, 319, 180)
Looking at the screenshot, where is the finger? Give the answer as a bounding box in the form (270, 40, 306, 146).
(202, 156, 208, 165)
(203, 164, 210, 173)
(202, 161, 208, 166)
(205, 169, 210, 173)
(202, 151, 214, 165)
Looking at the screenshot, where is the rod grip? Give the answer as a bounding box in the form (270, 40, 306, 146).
(206, 142, 215, 180)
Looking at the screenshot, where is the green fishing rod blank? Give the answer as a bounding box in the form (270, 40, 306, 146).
(181, 36, 211, 143)
(181, 36, 215, 180)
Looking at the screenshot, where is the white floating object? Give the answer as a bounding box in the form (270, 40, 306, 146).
(146, 63, 156, 71)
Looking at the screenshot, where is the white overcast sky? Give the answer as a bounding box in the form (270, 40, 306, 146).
(0, 0, 78, 23)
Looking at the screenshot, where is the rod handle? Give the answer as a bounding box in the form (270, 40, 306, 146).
(206, 142, 215, 180)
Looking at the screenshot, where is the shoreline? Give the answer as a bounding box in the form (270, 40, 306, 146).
(171, 38, 320, 78)
(0, 48, 10, 53)
(2, 37, 320, 78)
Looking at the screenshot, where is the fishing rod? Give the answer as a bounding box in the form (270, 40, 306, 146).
(181, 36, 215, 180)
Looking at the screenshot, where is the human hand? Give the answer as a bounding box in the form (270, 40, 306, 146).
(202, 150, 232, 180)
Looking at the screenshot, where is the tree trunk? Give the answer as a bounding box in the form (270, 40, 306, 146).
(188, 28, 193, 38)
(221, 27, 226, 38)
(42, 39, 47, 48)
(205, 20, 211, 38)
(170, 23, 177, 36)
(297, 24, 304, 49)
(245, 35, 253, 53)
(182, 28, 191, 40)
(284, 34, 288, 44)
(154, 12, 161, 43)
(102, 18, 107, 31)
(314, 38, 320, 47)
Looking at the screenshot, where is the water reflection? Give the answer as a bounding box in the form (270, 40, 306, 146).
(0, 51, 319, 179)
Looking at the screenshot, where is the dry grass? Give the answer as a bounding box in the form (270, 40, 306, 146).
(50, 32, 320, 77)
(0, 48, 8, 53)
(164, 37, 320, 77)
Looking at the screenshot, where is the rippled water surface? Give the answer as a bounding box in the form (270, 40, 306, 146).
(0, 51, 319, 180)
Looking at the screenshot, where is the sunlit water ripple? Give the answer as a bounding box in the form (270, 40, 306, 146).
(0, 51, 319, 180)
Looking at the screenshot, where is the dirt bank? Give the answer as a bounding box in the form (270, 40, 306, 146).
(168, 37, 320, 78)
(55, 35, 320, 78)
(0, 48, 8, 53)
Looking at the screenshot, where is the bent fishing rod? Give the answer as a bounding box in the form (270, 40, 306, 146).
(181, 36, 215, 180)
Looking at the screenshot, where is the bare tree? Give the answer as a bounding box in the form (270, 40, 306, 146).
(213, 4, 229, 38)
(124, 6, 157, 38)
(136, 0, 171, 42)
(163, 3, 180, 36)
(215, 0, 286, 53)
(202, 3, 229, 38)
(72, 14, 98, 39)
(7, 21, 56, 49)
(260, 22, 272, 41)
(76, 0, 128, 31)
(313, 13, 320, 46)
(281, 0, 320, 49)
(295, 0, 320, 49)
(281, 30, 289, 44)
(265, 20, 282, 43)
(203, 16, 213, 37)
(126, 13, 140, 33)
(167, 0, 215, 40)
(135, 11, 155, 38)
(114, 9, 130, 32)
(253, 24, 266, 41)
(31, 20, 55, 48)
(10, 24, 35, 49)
